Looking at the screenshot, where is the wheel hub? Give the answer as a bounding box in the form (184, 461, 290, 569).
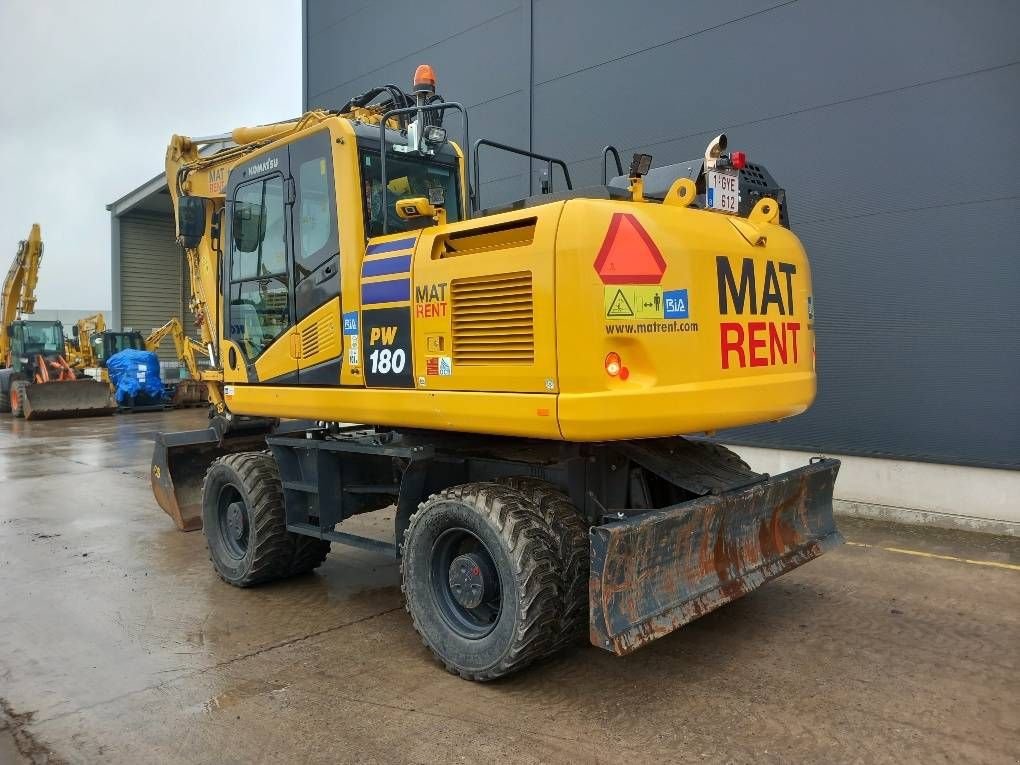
(226, 501, 246, 542)
(448, 552, 491, 609)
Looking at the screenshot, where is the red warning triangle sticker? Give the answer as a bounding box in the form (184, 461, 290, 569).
(593, 213, 667, 285)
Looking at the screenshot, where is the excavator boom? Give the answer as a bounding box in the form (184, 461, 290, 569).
(0, 224, 43, 366)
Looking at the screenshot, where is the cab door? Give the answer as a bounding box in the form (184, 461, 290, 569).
(224, 148, 297, 384)
(290, 130, 343, 385)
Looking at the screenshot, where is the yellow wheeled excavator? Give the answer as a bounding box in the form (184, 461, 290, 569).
(0, 226, 115, 419)
(152, 66, 841, 679)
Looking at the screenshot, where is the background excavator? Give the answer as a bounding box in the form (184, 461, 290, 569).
(0, 225, 115, 419)
(151, 66, 841, 680)
(67, 314, 209, 408)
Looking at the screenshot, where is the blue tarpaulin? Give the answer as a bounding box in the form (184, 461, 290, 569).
(106, 349, 164, 405)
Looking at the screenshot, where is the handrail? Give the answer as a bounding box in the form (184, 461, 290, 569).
(471, 139, 572, 213)
(378, 101, 468, 234)
(602, 145, 624, 184)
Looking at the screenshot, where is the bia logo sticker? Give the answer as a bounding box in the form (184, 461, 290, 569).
(663, 289, 689, 319)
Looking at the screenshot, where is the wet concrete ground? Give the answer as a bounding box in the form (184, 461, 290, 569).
(0, 410, 1017, 764)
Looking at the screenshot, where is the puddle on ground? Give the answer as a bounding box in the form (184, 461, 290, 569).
(197, 678, 290, 715)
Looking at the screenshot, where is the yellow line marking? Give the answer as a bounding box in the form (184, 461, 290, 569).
(845, 541, 1020, 571)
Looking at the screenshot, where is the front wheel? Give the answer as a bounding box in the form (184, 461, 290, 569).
(10, 381, 27, 418)
(401, 483, 562, 681)
(202, 452, 330, 587)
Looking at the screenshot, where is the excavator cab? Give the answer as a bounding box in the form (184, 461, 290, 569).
(91, 330, 146, 367)
(9, 320, 65, 372)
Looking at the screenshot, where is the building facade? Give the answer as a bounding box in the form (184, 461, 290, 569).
(107, 175, 202, 367)
(304, 0, 1019, 530)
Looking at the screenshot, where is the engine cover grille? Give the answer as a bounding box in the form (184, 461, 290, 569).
(451, 271, 534, 365)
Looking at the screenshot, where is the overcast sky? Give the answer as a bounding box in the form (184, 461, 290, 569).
(0, 1, 300, 310)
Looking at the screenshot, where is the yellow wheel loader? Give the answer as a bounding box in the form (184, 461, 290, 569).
(152, 66, 841, 679)
(0, 226, 115, 419)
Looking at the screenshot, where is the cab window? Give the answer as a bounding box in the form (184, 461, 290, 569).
(229, 175, 289, 359)
(19, 323, 62, 353)
(231, 177, 287, 279)
(228, 279, 289, 360)
(360, 151, 460, 238)
(296, 156, 332, 275)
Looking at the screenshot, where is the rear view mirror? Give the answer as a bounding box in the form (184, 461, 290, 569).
(178, 196, 207, 249)
(395, 197, 436, 220)
(232, 199, 266, 253)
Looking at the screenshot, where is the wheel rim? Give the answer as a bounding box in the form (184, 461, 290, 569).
(216, 484, 249, 559)
(430, 527, 502, 639)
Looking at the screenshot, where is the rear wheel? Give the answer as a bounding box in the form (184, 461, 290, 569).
(401, 483, 562, 680)
(10, 381, 27, 418)
(498, 477, 590, 653)
(202, 452, 329, 587)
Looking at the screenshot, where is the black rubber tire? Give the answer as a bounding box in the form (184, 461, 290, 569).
(289, 534, 332, 576)
(498, 477, 590, 653)
(401, 482, 562, 681)
(695, 440, 752, 471)
(0, 390, 8, 414)
(10, 381, 27, 418)
(202, 452, 329, 587)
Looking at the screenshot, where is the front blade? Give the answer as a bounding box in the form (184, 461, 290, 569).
(590, 458, 841, 655)
(151, 428, 269, 531)
(22, 380, 116, 420)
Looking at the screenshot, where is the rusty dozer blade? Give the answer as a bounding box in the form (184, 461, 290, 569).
(590, 458, 842, 655)
(22, 380, 116, 420)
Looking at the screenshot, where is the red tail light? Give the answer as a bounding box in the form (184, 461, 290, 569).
(730, 151, 747, 170)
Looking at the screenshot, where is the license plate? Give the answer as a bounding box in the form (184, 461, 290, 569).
(707, 170, 740, 213)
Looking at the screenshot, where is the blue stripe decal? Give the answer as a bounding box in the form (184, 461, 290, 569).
(362, 278, 411, 304)
(365, 237, 416, 255)
(362, 254, 412, 278)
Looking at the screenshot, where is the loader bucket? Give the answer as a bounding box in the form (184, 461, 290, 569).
(22, 380, 116, 420)
(590, 458, 841, 655)
(151, 427, 272, 531)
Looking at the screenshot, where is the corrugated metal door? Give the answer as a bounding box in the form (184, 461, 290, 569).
(118, 212, 193, 365)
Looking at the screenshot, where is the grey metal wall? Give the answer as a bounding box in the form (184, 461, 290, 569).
(305, 0, 1020, 469)
(118, 212, 198, 365)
